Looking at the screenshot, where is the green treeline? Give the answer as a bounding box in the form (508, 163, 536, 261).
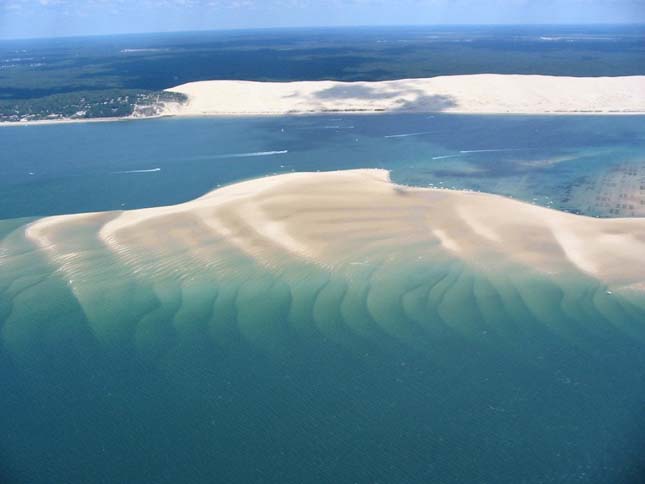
(0, 90, 186, 122)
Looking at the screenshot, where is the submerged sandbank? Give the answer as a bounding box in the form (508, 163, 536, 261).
(2, 168, 645, 355)
(164, 75, 645, 116)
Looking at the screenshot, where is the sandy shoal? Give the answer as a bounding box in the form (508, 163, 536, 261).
(22, 169, 645, 292)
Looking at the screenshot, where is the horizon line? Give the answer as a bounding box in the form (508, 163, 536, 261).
(1, 22, 644, 42)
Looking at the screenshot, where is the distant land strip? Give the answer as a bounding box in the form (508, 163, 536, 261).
(2, 75, 644, 125)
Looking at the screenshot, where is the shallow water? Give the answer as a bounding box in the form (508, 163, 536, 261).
(1, 214, 644, 483)
(1, 115, 645, 483)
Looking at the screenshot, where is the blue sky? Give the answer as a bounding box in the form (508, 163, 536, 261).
(1, 0, 644, 39)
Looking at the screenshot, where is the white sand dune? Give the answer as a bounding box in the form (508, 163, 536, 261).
(164, 75, 645, 116)
(25, 169, 645, 292)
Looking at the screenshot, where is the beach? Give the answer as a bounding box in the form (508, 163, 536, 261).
(3, 74, 645, 127)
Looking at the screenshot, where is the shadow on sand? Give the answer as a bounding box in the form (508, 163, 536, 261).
(306, 82, 458, 112)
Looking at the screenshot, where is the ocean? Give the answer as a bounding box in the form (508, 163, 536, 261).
(2, 114, 645, 219)
(1, 114, 645, 483)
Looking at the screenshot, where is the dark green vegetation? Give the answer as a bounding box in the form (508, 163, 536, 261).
(1, 25, 644, 121)
(0, 90, 186, 122)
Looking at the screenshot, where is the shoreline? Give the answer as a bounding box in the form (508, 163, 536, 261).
(0, 113, 175, 128)
(2, 74, 645, 126)
(17, 167, 643, 224)
(2, 108, 645, 128)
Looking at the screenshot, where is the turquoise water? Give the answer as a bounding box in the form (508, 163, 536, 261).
(2, 114, 645, 218)
(1, 115, 645, 484)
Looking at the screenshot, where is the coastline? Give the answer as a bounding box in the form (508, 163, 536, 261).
(2, 74, 645, 126)
(0, 113, 175, 128)
(2, 110, 645, 128)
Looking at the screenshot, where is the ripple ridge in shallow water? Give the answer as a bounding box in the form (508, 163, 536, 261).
(1, 169, 645, 359)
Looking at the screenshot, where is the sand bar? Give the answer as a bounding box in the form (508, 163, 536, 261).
(21, 169, 645, 292)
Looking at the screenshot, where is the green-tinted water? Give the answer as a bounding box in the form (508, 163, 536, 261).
(1, 115, 645, 483)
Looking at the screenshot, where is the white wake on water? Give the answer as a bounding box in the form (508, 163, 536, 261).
(384, 131, 434, 138)
(213, 150, 289, 158)
(459, 149, 526, 153)
(112, 168, 162, 174)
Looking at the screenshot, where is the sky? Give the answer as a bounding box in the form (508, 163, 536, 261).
(0, 0, 644, 39)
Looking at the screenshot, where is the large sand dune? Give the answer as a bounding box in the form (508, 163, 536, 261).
(164, 75, 645, 116)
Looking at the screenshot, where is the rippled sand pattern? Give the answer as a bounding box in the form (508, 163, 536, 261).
(1, 169, 645, 359)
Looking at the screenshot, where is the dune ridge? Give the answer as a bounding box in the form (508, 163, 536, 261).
(164, 75, 645, 116)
